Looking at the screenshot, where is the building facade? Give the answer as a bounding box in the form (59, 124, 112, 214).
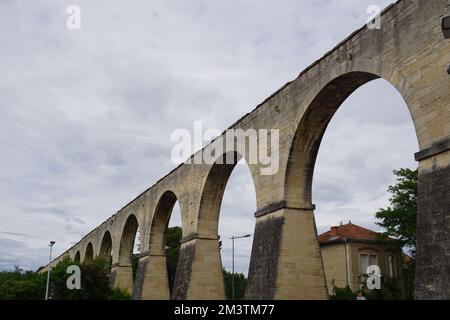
(319, 223, 404, 297)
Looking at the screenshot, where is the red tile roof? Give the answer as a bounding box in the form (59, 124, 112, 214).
(318, 222, 381, 245)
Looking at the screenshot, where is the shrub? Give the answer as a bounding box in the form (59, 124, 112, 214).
(109, 287, 131, 300)
(330, 286, 357, 300)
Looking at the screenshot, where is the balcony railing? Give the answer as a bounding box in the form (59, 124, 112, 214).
(359, 273, 400, 291)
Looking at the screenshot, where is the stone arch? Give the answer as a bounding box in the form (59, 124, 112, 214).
(284, 64, 421, 208)
(74, 251, 80, 263)
(136, 190, 181, 300)
(119, 214, 139, 266)
(244, 62, 423, 300)
(180, 151, 257, 300)
(269, 63, 423, 299)
(84, 242, 94, 264)
(196, 151, 257, 238)
(112, 214, 140, 294)
(149, 190, 179, 254)
(99, 231, 113, 264)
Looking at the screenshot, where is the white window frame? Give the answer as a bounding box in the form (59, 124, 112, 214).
(359, 253, 378, 275)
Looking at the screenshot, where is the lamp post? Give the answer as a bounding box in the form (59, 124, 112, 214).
(45, 241, 56, 300)
(230, 234, 251, 300)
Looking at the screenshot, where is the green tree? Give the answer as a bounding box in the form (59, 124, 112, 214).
(81, 257, 113, 299)
(375, 168, 418, 300)
(0, 257, 132, 300)
(0, 267, 46, 300)
(109, 287, 131, 300)
(222, 269, 247, 300)
(375, 168, 418, 254)
(329, 286, 356, 300)
(166, 226, 182, 294)
(48, 257, 114, 299)
(48, 258, 85, 300)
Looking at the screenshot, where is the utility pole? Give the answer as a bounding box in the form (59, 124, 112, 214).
(45, 241, 56, 300)
(230, 234, 251, 300)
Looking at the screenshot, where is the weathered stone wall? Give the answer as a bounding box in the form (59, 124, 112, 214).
(246, 215, 284, 299)
(416, 151, 450, 299)
(172, 242, 195, 300)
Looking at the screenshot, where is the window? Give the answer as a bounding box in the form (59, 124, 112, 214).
(388, 255, 396, 278)
(369, 254, 377, 267)
(360, 254, 368, 274)
(360, 254, 378, 274)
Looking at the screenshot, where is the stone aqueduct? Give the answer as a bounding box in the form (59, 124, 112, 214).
(42, 0, 450, 300)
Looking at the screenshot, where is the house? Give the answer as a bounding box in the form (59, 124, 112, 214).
(318, 222, 404, 296)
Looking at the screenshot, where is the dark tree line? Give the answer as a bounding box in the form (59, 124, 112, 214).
(0, 257, 129, 300)
(0, 226, 248, 300)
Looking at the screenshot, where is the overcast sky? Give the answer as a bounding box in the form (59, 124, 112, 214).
(0, 0, 418, 274)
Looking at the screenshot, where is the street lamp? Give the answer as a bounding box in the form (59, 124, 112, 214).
(45, 241, 56, 300)
(230, 234, 251, 300)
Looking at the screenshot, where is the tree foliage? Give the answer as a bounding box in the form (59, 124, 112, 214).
(330, 286, 356, 300)
(222, 269, 247, 300)
(166, 226, 182, 294)
(375, 168, 418, 254)
(0, 257, 130, 300)
(1, 226, 253, 300)
(0, 267, 46, 300)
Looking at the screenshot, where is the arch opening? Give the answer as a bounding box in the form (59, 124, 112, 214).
(115, 213, 141, 296)
(198, 151, 257, 300)
(99, 231, 113, 268)
(285, 72, 380, 207)
(84, 242, 94, 265)
(132, 226, 141, 280)
(285, 71, 419, 298)
(118, 214, 139, 271)
(149, 190, 182, 297)
(74, 251, 81, 263)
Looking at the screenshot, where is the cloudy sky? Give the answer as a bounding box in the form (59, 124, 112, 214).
(0, 0, 418, 274)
